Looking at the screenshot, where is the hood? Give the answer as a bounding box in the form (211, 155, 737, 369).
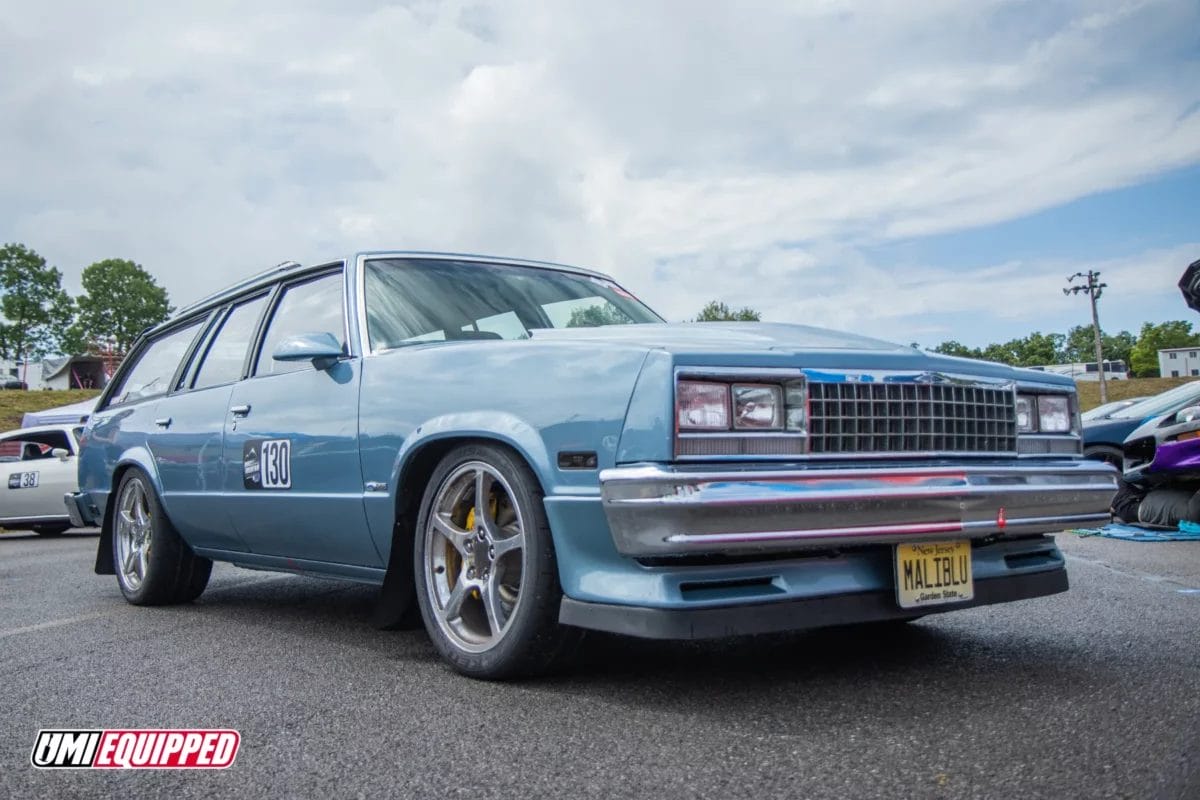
(531, 322, 905, 352)
(530, 322, 1071, 385)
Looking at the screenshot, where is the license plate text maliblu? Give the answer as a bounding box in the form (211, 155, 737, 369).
(902, 544, 969, 594)
(899, 541, 972, 605)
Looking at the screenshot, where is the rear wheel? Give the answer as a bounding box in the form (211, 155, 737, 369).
(112, 469, 212, 605)
(413, 443, 579, 679)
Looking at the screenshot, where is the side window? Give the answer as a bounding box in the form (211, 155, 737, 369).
(108, 321, 204, 406)
(0, 431, 73, 460)
(254, 273, 346, 376)
(191, 295, 269, 390)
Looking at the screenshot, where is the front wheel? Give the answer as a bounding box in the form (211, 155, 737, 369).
(1084, 445, 1124, 470)
(413, 443, 579, 679)
(112, 469, 212, 605)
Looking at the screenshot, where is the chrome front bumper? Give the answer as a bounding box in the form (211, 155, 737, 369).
(600, 460, 1118, 557)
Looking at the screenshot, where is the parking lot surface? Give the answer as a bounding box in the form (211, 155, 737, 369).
(2, 529, 1197, 799)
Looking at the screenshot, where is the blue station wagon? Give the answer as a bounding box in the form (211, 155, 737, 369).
(67, 252, 1118, 678)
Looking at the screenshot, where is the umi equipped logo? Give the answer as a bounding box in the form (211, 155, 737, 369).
(30, 729, 239, 769)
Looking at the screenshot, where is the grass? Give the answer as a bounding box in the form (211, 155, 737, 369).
(0, 389, 101, 431)
(1074, 377, 1192, 412)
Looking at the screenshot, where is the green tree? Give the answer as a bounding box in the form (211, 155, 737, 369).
(1103, 330, 1136, 371)
(1008, 331, 1065, 367)
(1063, 325, 1135, 368)
(566, 303, 633, 328)
(72, 258, 172, 354)
(930, 340, 982, 359)
(1130, 321, 1200, 377)
(0, 243, 73, 361)
(980, 342, 1019, 366)
(693, 300, 761, 322)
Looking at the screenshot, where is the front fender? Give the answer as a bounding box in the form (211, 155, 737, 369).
(389, 411, 553, 500)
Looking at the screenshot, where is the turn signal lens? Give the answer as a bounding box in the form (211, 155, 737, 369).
(1037, 395, 1071, 433)
(732, 384, 783, 430)
(785, 382, 807, 432)
(677, 381, 730, 430)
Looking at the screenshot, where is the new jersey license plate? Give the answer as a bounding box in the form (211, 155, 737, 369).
(895, 540, 973, 609)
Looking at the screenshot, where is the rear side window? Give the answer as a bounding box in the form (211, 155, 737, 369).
(191, 295, 269, 390)
(109, 321, 204, 406)
(254, 273, 346, 376)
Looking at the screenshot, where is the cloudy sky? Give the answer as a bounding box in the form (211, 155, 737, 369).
(1, 0, 1197, 347)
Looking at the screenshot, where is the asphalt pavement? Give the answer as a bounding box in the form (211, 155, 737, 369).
(2, 529, 1197, 799)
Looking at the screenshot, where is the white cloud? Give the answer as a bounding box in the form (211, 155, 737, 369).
(0, 0, 1196, 346)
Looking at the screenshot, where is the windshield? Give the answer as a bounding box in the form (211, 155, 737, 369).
(1081, 399, 1136, 421)
(1109, 381, 1200, 419)
(363, 258, 662, 351)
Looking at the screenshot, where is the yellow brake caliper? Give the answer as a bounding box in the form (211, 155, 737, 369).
(462, 496, 498, 600)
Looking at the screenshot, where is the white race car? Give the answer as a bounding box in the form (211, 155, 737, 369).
(0, 424, 84, 535)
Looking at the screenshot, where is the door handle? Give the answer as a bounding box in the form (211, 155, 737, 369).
(155, 417, 172, 428)
(229, 404, 252, 418)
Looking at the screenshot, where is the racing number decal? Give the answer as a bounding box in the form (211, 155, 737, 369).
(261, 440, 291, 489)
(8, 471, 39, 489)
(243, 439, 291, 490)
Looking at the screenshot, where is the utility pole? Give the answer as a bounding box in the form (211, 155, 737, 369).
(1063, 271, 1108, 403)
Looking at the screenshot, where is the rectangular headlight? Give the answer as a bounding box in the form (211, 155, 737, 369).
(1016, 395, 1035, 433)
(677, 381, 730, 431)
(1037, 395, 1071, 433)
(732, 384, 783, 430)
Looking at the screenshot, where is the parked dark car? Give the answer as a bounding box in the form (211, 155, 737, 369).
(1080, 397, 1148, 422)
(1082, 382, 1200, 466)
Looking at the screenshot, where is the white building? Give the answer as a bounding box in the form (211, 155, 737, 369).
(1158, 347, 1200, 378)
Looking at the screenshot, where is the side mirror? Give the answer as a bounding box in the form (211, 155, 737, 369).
(1176, 406, 1200, 424)
(272, 332, 344, 371)
(51, 448, 70, 461)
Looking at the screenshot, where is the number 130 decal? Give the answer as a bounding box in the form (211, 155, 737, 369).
(243, 439, 291, 490)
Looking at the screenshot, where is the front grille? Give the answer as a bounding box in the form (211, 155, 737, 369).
(807, 382, 1016, 455)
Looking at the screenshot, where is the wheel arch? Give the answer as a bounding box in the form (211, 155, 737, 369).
(94, 450, 164, 576)
(371, 430, 549, 631)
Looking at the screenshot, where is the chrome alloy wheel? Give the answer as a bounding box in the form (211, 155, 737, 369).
(115, 478, 153, 591)
(422, 461, 527, 653)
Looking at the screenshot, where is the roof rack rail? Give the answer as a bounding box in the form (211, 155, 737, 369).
(174, 259, 304, 316)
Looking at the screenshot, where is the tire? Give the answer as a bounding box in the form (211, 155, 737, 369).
(32, 523, 70, 536)
(112, 469, 212, 605)
(1084, 445, 1124, 470)
(413, 443, 580, 680)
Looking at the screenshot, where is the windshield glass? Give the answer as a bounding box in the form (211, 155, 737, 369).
(1081, 399, 1134, 421)
(1109, 381, 1200, 419)
(363, 258, 662, 351)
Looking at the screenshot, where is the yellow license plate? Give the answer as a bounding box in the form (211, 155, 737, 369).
(895, 540, 974, 609)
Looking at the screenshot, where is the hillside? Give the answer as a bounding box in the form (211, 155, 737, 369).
(1075, 377, 1190, 412)
(0, 389, 101, 431)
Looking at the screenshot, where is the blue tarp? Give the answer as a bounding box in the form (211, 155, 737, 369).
(1069, 522, 1200, 542)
